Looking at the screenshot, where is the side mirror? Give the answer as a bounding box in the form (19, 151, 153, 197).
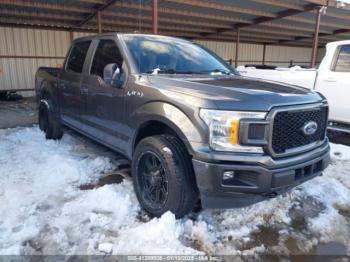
(103, 63, 122, 87)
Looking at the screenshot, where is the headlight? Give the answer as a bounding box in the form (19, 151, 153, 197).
(199, 109, 267, 153)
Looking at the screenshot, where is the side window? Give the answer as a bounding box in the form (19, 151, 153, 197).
(90, 39, 123, 79)
(66, 41, 91, 73)
(334, 45, 350, 72)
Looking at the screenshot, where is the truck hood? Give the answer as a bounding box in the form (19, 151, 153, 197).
(147, 75, 323, 111)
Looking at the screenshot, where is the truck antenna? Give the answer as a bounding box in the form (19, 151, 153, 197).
(138, 0, 143, 74)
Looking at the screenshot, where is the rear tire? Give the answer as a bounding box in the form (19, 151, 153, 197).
(132, 135, 198, 218)
(38, 99, 63, 140)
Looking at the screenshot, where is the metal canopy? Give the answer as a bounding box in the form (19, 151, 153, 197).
(0, 0, 350, 47)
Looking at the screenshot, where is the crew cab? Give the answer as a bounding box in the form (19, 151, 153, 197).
(35, 33, 330, 218)
(237, 40, 350, 133)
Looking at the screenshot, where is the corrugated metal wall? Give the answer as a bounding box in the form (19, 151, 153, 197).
(197, 41, 264, 65)
(0, 26, 325, 96)
(197, 40, 325, 67)
(0, 27, 71, 96)
(73, 32, 95, 39)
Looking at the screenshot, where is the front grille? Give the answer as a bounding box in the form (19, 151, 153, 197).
(271, 106, 328, 155)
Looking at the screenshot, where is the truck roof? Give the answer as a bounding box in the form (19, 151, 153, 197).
(73, 33, 189, 43)
(326, 40, 350, 48)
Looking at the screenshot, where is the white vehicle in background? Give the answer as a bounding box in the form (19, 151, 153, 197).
(237, 65, 317, 89)
(237, 40, 350, 133)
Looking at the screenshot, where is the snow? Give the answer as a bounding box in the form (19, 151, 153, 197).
(331, 143, 350, 160)
(0, 126, 350, 256)
(98, 242, 113, 254)
(113, 212, 203, 255)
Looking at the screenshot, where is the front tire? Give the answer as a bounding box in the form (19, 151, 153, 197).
(38, 99, 63, 140)
(132, 135, 198, 218)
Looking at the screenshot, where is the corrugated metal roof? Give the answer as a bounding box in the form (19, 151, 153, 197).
(0, 0, 349, 47)
(0, 26, 327, 92)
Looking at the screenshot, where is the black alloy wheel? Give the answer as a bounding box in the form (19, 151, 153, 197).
(137, 151, 168, 209)
(38, 98, 63, 140)
(39, 104, 49, 133)
(132, 135, 198, 218)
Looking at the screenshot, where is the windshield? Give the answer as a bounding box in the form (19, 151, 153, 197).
(122, 35, 236, 75)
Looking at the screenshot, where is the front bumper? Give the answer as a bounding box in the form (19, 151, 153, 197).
(192, 142, 330, 208)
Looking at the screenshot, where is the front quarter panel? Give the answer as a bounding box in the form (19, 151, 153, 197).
(129, 101, 204, 157)
(125, 75, 210, 158)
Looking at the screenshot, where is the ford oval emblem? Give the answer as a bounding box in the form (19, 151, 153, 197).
(302, 121, 318, 135)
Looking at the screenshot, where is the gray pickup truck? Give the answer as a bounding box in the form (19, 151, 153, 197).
(35, 33, 330, 218)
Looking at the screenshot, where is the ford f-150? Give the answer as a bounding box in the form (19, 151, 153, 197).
(35, 33, 330, 218)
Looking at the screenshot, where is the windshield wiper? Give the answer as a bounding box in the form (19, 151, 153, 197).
(200, 69, 232, 75)
(146, 68, 174, 74)
(146, 68, 200, 75)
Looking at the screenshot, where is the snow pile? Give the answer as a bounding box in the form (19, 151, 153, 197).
(0, 126, 350, 255)
(184, 142, 350, 255)
(301, 145, 350, 246)
(114, 212, 203, 255)
(0, 127, 199, 255)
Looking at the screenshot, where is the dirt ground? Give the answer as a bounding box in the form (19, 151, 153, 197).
(0, 97, 37, 129)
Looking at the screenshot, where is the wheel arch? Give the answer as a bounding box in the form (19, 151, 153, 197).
(130, 102, 203, 159)
(39, 80, 54, 99)
(132, 118, 193, 157)
(38, 80, 61, 117)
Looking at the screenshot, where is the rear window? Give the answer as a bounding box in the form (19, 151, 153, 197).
(334, 44, 350, 72)
(66, 41, 91, 73)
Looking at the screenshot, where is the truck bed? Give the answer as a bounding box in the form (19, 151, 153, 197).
(236, 65, 317, 90)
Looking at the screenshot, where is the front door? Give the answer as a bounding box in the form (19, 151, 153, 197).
(81, 39, 128, 154)
(59, 40, 92, 125)
(316, 44, 350, 124)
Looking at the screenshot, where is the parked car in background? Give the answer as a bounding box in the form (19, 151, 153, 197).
(35, 33, 330, 218)
(237, 40, 350, 133)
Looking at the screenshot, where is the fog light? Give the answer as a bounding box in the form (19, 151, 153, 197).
(223, 171, 235, 180)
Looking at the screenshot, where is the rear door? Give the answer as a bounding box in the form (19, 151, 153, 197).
(59, 40, 92, 125)
(80, 38, 128, 153)
(316, 44, 350, 123)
